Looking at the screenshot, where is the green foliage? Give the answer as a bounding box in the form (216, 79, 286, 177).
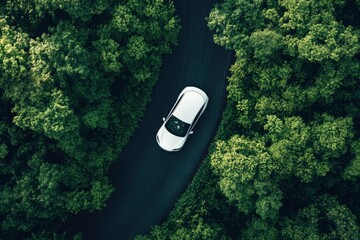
(3, 0, 112, 22)
(207, 0, 360, 237)
(140, 218, 229, 240)
(168, 219, 228, 240)
(29, 231, 65, 240)
(0, 18, 29, 88)
(281, 195, 360, 240)
(211, 135, 281, 218)
(139, 0, 360, 239)
(343, 140, 360, 180)
(210, 113, 353, 219)
(0, 0, 180, 238)
(207, 0, 267, 50)
(208, 0, 360, 234)
(240, 217, 278, 240)
(249, 29, 284, 63)
(92, 38, 122, 73)
(266, 114, 353, 181)
(278, 0, 359, 62)
(209, 0, 360, 127)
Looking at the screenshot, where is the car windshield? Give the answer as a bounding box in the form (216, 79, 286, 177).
(165, 115, 190, 137)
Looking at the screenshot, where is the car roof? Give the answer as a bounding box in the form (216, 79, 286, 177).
(173, 90, 205, 124)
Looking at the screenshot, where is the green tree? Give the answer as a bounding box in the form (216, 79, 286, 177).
(240, 217, 278, 240)
(111, 0, 360, 239)
(0, 0, 180, 238)
(249, 29, 284, 63)
(136, 218, 229, 240)
(281, 195, 360, 240)
(343, 140, 360, 180)
(207, 0, 360, 238)
(211, 135, 282, 219)
(4, 0, 112, 22)
(211, 114, 353, 219)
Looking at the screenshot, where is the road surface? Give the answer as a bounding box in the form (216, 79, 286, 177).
(66, 0, 232, 239)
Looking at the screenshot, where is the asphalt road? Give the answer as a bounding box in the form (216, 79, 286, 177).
(66, 0, 232, 239)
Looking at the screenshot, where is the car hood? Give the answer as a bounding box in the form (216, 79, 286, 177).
(157, 127, 185, 151)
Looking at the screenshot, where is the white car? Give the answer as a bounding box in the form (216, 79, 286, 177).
(156, 86, 209, 152)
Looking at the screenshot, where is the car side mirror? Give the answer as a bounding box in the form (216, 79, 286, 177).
(162, 117, 165, 122)
(189, 131, 194, 135)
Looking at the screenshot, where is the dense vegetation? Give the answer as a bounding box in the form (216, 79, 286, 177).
(138, 0, 360, 239)
(0, 0, 179, 238)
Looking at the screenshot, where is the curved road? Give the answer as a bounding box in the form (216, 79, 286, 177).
(67, 0, 232, 239)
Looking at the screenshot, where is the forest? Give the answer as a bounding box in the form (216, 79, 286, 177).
(139, 0, 360, 239)
(0, 0, 179, 238)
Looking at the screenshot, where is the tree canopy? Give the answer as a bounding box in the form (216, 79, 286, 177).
(207, 0, 360, 237)
(0, 0, 179, 238)
(140, 0, 360, 239)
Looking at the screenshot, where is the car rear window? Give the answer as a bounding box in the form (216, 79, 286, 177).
(165, 115, 190, 137)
